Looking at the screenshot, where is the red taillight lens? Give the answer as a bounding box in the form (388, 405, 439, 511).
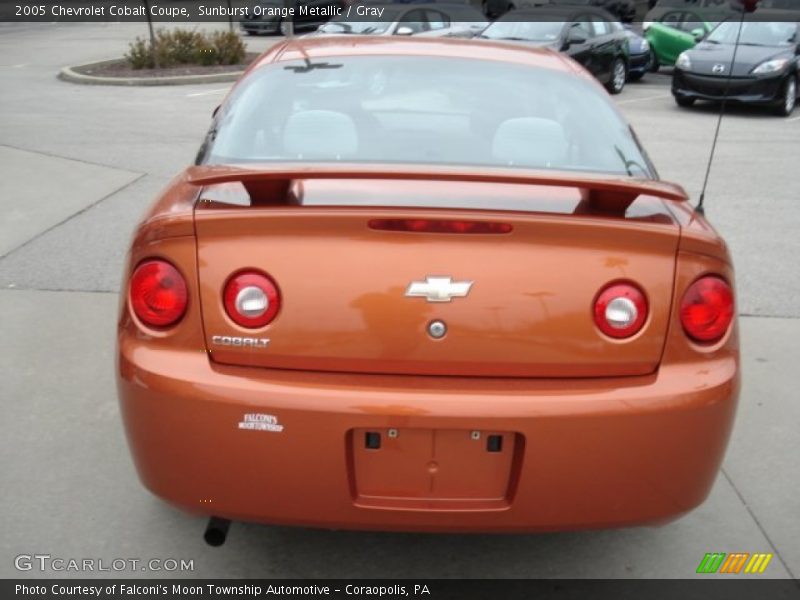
(593, 282, 648, 339)
(680, 276, 734, 343)
(129, 259, 188, 328)
(368, 219, 512, 234)
(223, 270, 280, 328)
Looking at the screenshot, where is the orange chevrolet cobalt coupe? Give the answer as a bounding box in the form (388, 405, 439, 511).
(117, 37, 739, 543)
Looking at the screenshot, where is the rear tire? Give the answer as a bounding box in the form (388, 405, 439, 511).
(606, 58, 626, 95)
(675, 96, 695, 108)
(774, 77, 797, 117)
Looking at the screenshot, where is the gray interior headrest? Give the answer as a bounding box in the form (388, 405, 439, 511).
(492, 117, 568, 168)
(283, 110, 358, 159)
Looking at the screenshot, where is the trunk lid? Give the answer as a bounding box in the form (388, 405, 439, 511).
(192, 166, 683, 378)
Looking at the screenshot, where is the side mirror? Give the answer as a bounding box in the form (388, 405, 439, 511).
(395, 26, 415, 36)
(691, 28, 705, 41)
(566, 29, 587, 47)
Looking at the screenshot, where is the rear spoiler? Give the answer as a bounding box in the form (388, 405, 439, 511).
(187, 163, 688, 212)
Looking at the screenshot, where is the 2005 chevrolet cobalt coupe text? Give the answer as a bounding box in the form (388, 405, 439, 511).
(117, 37, 739, 538)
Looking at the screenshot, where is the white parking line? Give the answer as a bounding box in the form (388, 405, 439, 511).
(616, 93, 672, 105)
(185, 88, 230, 98)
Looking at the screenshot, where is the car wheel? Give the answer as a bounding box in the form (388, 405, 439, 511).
(775, 77, 797, 117)
(607, 58, 626, 95)
(675, 96, 695, 108)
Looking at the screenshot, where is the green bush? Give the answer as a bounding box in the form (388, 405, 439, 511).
(125, 28, 246, 69)
(209, 31, 246, 65)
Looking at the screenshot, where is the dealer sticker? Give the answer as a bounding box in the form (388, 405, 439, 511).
(238, 413, 284, 433)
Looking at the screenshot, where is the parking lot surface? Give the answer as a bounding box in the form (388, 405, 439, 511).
(1, 22, 798, 579)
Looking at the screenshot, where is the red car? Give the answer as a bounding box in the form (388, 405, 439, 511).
(117, 37, 739, 543)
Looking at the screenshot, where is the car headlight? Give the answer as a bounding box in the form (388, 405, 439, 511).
(752, 58, 789, 75)
(641, 39, 650, 52)
(676, 52, 692, 71)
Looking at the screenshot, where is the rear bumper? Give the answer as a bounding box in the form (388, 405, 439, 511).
(672, 69, 785, 105)
(118, 336, 739, 532)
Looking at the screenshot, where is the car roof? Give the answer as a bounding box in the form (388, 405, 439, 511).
(257, 35, 582, 75)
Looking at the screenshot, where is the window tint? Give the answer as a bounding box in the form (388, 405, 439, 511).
(398, 10, 428, 33)
(574, 19, 593, 37)
(425, 10, 449, 30)
(679, 19, 703, 34)
(591, 16, 610, 36)
(661, 11, 683, 27)
(205, 56, 653, 178)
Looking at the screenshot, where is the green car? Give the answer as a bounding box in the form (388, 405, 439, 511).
(644, 9, 733, 70)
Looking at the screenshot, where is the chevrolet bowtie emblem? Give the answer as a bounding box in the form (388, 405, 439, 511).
(405, 276, 473, 303)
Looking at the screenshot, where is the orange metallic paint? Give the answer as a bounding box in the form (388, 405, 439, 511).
(116, 37, 739, 532)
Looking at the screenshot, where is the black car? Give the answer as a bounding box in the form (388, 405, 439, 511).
(672, 20, 800, 116)
(478, 7, 630, 93)
(240, 0, 344, 35)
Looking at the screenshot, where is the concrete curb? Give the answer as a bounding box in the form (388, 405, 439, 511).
(58, 58, 244, 86)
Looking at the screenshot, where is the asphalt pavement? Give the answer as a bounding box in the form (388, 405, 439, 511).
(1, 22, 798, 580)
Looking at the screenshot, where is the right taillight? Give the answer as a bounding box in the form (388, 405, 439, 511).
(680, 276, 734, 343)
(223, 270, 281, 328)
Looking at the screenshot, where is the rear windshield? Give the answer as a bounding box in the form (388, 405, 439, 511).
(203, 56, 653, 178)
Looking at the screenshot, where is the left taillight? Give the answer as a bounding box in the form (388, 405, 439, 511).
(129, 259, 188, 328)
(593, 282, 648, 339)
(223, 270, 281, 328)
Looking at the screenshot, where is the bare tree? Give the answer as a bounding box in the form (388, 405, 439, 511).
(142, 0, 159, 68)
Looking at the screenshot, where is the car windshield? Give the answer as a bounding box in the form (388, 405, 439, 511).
(480, 21, 565, 42)
(205, 56, 653, 177)
(706, 21, 797, 46)
(319, 19, 394, 34)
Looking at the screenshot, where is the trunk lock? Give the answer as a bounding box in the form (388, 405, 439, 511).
(427, 320, 447, 339)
